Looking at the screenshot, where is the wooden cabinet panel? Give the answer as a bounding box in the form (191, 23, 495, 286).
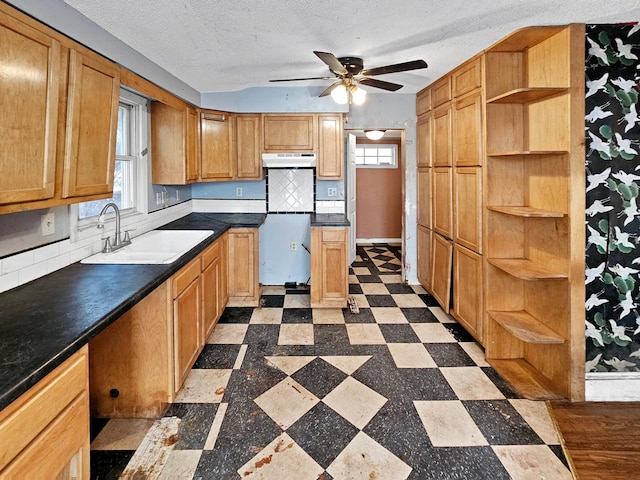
(186, 107, 200, 182)
(433, 167, 453, 238)
(417, 114, 432, 168)
(0, 346, 89, 478)
(202, 241, 221, 341)
(201, 110, 234, 180)
(263, 114, 315, 151)
(453, 57, 482, 97)
(151, 102, 196, 185)
(453, 244, 483, 343)
(431, 76, 452, 107)
(0, 11, 60, 205)
(311, 227, 348, 308)
(433, 106, 452, 167)
(236, 114, 262, 180)
(417, 168, 431, 229)
(228, 228, 259, 305)
(62, 49, 120, 198)
(173, 272, 201, 393)
(453, 91, 483, 167)
(417, 225, 432, 291)
(454, 167, 482, 253)
(220, 232, 229, 308)
(432, 233, 453, 313)
(317, 114, 343, 179)
(416, 88, 431, 116)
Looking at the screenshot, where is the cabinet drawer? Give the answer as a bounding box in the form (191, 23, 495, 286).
(0, 346, 88, 471)
(201, 240, 220, 268)
(453, 58, 482, 97)
(321, 228, 346, 242)
(172, 257, 201, 297)
(431, 76, 452, 107)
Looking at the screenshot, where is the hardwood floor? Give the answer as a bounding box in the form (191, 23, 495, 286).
(549, 401, 640, 480)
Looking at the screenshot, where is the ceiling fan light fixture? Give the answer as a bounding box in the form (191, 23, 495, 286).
(350, 85, 367, 105)
(331, 84, 349, 104)
(365, 129, 386, 140)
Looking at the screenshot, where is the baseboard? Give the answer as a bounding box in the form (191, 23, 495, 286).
(356, 238, 402, 244)
(585, 372, 640, 401)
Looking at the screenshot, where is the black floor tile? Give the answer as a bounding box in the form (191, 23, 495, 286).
(385, 283, 416, 294)
(243, 324, 280, 350)
(418, 293, 440, 306)
(282, 307, 313, 323)
(549, 444, 570, 468)
(401, 307, 439, 323)
(290, 356, 348, 398)
(164, 403, 219, 450)
(288, 403, 360, 469)
(357, 275, 383, 283)
(464, 400, 544, 445)
(90, 450, 135, 480)
(260, 294, 284, 307)
(379, 324, 423, 343)
(409, 446, 511, 480)
(348, 283, 363, 294)
(342, 307, 376, 323)
(193, 344, 242, 369)
(366, 294, 397, 307)
(90, 417, 110, 443)
(313, 324, 352, 350)
(481, 367, 521, 399)
(218, 307, 253, 324)
(425, 343, 476, 367)
(443, 323, 477, 342)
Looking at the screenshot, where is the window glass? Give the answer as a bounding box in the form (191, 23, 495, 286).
(355, 144, 398, 168)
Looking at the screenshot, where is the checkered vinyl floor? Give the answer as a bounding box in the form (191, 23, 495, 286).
(90, 245, 572, 479)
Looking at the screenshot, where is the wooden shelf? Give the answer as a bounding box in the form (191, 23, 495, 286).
(487, 358, 564, 400)
(487, 206, 566, 218)
(486, 150, 568, 157)
(488, 258, 567, 280)
(486, 26, 566, 53)
(487, 88, 567, 104)
(489, 310, 565, 344)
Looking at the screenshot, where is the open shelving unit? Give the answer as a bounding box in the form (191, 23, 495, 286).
(483, 25, 586, 401)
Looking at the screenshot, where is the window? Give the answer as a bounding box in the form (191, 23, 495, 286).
(355, 144, 398, 168)
(78, 89, 148, 220)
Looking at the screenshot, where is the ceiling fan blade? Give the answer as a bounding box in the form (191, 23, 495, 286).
(319, 81, 343, 97)
(314, 51, 348, 75)
(269, 76, 334, 82)
(361, 59, 428, 76)
(358, 77, 404, 92)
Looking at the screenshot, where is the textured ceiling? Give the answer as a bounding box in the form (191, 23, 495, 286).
(62, 0, 640, 94)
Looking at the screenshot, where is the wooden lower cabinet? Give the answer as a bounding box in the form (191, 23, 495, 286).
(228, 228, 259, 306)
(0, 346, 89, 479)
(311, 227, 348, 308)
(417, 225, 432, 291)
(431, 233, 453, 313)
(201, 238, 225, 342)
(452, 244, 483, 344)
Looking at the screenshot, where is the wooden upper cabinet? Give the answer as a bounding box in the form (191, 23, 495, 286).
(453, 91, 483, 167)
(454, 167, 482, 253)
(417, 114, 431, 168)
(452, 57, 482, 98)
(433, 106, 452, 167)
(236, 114, 262, 180)
(431, 76, 452, 108)
(433, 167, 453, 238)
(417, 168, 431, 228)
(416, 88, 431, 116)
(62, 49, 120, 198)
(317, 114, 343, 179)
(0, 11, 60, 205)
(200, 110, 234, 180)
(263, 114, 316, 151)
(151, 102, 198, 184)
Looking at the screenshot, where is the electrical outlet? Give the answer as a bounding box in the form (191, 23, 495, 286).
(41, 212, 55, 236)
(236, 187, 243, 197)
(290, 242, 297, 251)
(328, 187, 337, 197)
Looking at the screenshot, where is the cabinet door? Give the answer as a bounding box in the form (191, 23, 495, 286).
(417, 225, 432, 291)
(236, 114, 262, 179)
(263, 114, 315, 151)
(318, 114, 343, 179)
(432, 105, 452, 167)
(416, 114, 432, 168)
(433, 167, 453, 238)
(416, 88, 431, 116)
(173, 276, 201, 392)
(200, 111, 233, 180)
(63, 49, 120, 198)
(417, 168, 431, 228)
(186, 107, 200, 182)
(219, 232, 229, 308)
(452, 57, 482, 98)
(431, 233, 453, 313)
(311, 227, 348, 308)
(228, 228, 259, 304)
(454, 167, 483, 253)
(0, 12, 60, 205)
(431, 76, 452, 108)
(202, 257, 220, 341)
(453, 91, 483, 166)
(453, 244, 483, 344)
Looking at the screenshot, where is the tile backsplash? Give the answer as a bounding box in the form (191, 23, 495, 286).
(267, 168, 315, 213)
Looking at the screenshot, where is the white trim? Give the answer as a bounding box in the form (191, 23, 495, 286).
(585, 372, 640, 401)
(356, 238, 402, 244)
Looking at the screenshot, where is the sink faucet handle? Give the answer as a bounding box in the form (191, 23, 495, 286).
(123, 228, 136, 243)
(102, 237, 113, 253)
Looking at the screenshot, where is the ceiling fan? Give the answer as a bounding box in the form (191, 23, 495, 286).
(269, 51, 428, 104)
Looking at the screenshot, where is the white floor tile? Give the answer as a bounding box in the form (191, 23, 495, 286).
(312, 308, 345, 324)
(254, 378, 319, 430)
(158, 450, 202, 479)
(414, 400, 488, 447)
(361, 283, 390, 295)
(266, 355, 316, 375)
(250, 308, 283, 324)
(91, 419, 155, 451)
(323, 377, 387, 429)
(320, 355, 372, 375)
(174, 369, 232, 403)
(410, 323, 457, 343)
(346, 324, 386, 344)
(392, 294, 430, 308)
(387, 343, 437, 368)
(371, 307, 408, 324)
(278, 324, 314, 345)
(509, 400, 561, 444)
(493, 445, 573, 480)
(283, 294, 310, 308)
(459, 342, 490, 367)
(440, 367, 505, 400)
(207, 324, 248, 344)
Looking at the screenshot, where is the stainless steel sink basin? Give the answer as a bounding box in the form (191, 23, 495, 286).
(81, 230, 214, 264)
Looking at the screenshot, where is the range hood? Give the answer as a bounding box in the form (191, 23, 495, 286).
(262, 152, 316, 168)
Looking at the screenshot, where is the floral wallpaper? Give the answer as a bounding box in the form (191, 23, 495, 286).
(585, 23, 640, 372)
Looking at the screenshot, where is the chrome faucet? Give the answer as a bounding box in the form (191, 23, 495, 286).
(96, 202, 131, 253)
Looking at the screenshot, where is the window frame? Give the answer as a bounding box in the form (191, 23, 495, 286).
(355, 143, 399, 169)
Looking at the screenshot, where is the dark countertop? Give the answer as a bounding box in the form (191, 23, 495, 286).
(310, 213, 350, 226)
(0, 212, 265, 411)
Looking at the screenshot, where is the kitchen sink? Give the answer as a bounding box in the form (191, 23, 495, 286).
(81, 229, 214, 264)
